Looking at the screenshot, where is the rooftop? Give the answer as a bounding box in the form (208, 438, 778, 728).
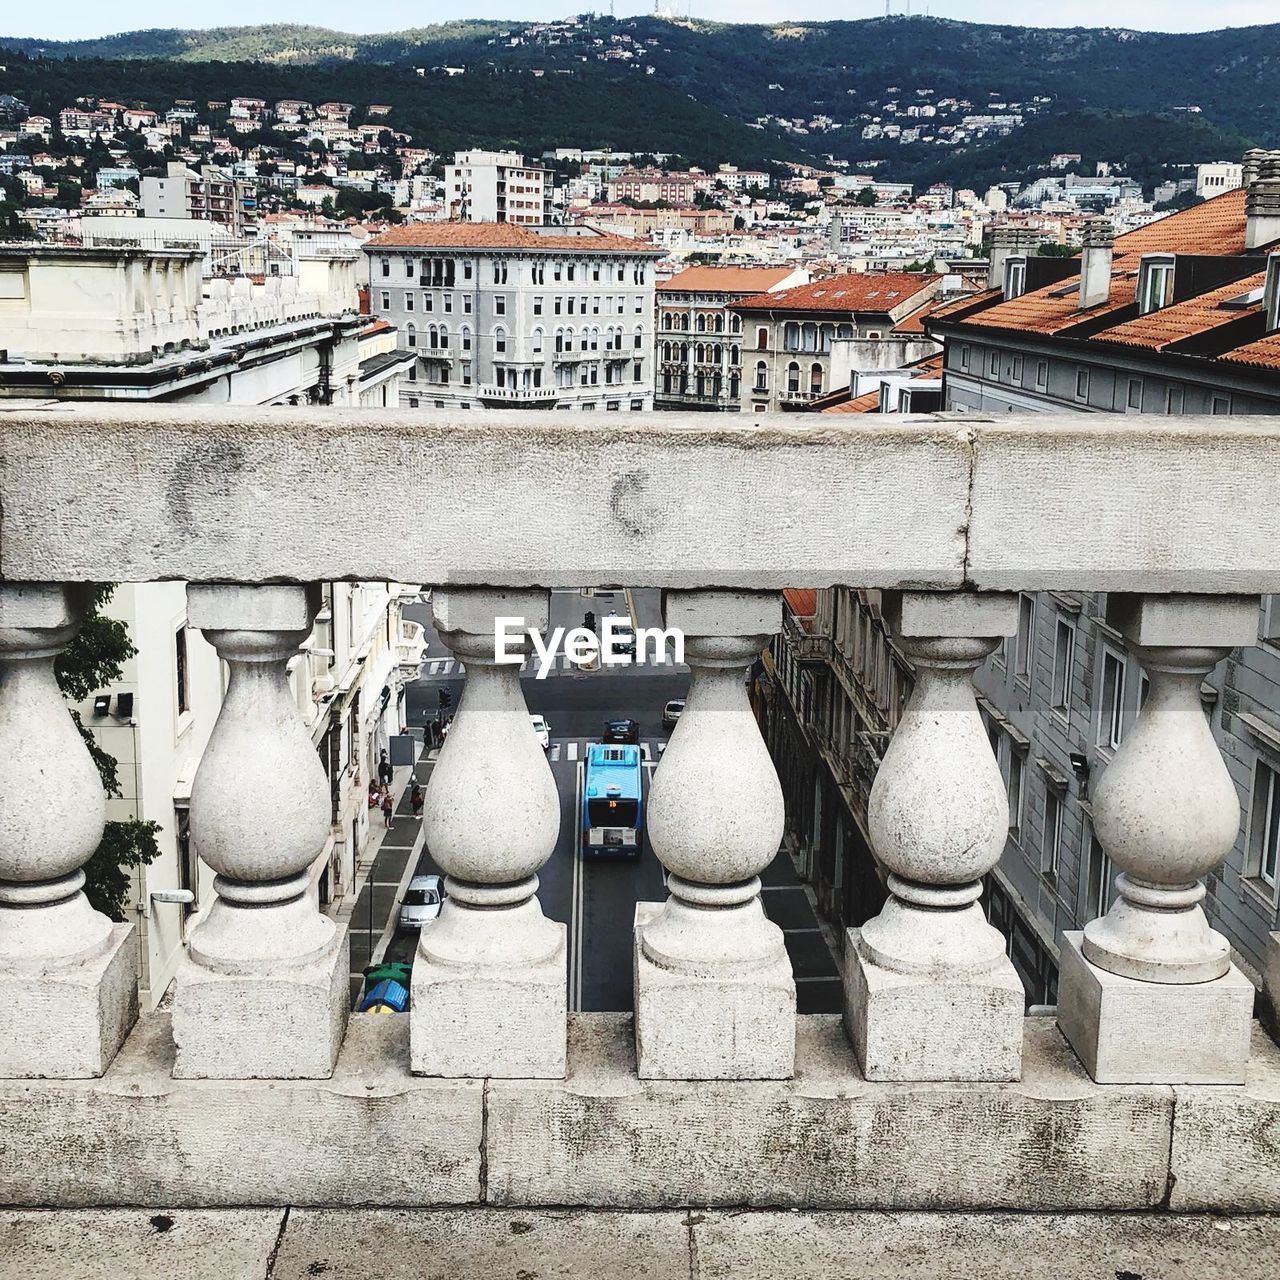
(365, 222, 661, 255)
(658, 265, 797, 295)
(732, 272, 939, 315)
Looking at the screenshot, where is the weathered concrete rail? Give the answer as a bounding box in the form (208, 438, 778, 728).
(2, 404, 1279, 591)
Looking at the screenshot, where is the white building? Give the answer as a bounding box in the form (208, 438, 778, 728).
(445, 150, 552, 225)
(1197, 161, 1244, 199)
(365, 222, 662, 412)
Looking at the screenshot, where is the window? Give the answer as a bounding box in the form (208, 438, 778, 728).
(960, 345, 970, 372)
(636, 295, 644, 315)
(175, 625, 189, 716)
(1165, 384, 1184, 415)
(463, 261, 473, 280)
(1138, 256, 1175, 315)
(1084, 832, 1113, 919)
(988, 350, 999, 378)
(404, 293, 414, 312)
(461, 325, 472, 352)
(443, 294, 452, 314)
(1014, 593, 1035, 684)
(1042, 787, 1063, 878)
(463, 295, 472, 315)
(1036, 359, 1048, 391)
(1011, 355, 1023, 382)
(494, 326, 507, 354)
(1099, 646, 1126, 751)
(461, 362, 471, 386)
(634, 326, 644, 350)
(405, 323, 416, 348)
(757, 326, 768, 350)
(1126, 378, 1143, 412)
(495, 296, 506, 316)
(787, 361, 800, 393)
(1004, 256, 1027, 300)
(380, 258, 390, 278)
(1211, 394, 1231, 415)
(1052, 617, 1074, 714)
(1247, 759, 1280, 893)
(754, 361, 768, 392)
(633, 362, 642, 382)
(405, 258, 415, 279)
(1074, 368, 1090, 402)
(1008, 749, 1025, 839)
(532, 327, 544, 355)
(533, 296, 543, 315)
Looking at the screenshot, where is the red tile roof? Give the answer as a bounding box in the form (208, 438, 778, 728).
(821, 389, 883, 415)
(783, 589, 818, 625)
(1091, 271, 1266, 351)
(658, 266, 797, 295)
(1220, 333, 1280, 371)
(365, 222, 660, 254)
(893, 297, 955, 334)
(732, 272, 939, 314)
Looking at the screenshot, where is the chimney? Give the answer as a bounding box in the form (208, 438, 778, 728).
(987, 226, 1039, 290)
(1078, 219, 1114, 310)
(1244, 148, 1280, 252)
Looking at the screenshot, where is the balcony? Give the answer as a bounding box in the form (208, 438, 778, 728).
(394, 617, 428, 677)
(476, 383, 559, 407)
(0, 404, 1278, 1223)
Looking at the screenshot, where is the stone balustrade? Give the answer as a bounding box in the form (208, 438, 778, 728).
(0, 403, 1278, 1209)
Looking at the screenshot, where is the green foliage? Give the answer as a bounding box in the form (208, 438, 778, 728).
(855, 186, 879, 207)
(1037, 243, 1078, 258)
(52, 586, 160, 923)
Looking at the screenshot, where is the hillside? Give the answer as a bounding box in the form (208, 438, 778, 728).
(2, 14, 1276, 184)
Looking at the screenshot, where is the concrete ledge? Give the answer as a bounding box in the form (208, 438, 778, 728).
(3, 405, 1280, 592)
(0, 1010, 1276, 1210)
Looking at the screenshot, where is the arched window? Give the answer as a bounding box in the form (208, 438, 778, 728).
(695, 313, 706, 333)
(730, 314, 742, 334)
(787, 361, 800, 393)
(439, 324, 449, 350)
(494, 325, 507, 355)
(663, 312, 674, 330)
(405, 322, 416, 348)
(681, 314, 690, 331)
(590, 327, 600, 352)
(837, 323, 854, 339)
(730, 373, 740, 398)
(695, 343, 705, 364)
(532, 326, 545, 355)
(730, 345, 740, 365)
(634, 324, 644, 351)
(461, 325, 472, 351)
(713, 344, 722, 363)
(712, 314, 723, 333)
(810, 362, 823, 394)
(680, 342, 689, 363)
(754, 360, 768, 391)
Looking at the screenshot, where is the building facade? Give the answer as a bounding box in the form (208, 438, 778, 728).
(655, 265, 808, 411)
(730, 272, 943, 412)
(445, 151, 552, 225)
(141, 162, 256, 236)
(365, 222, 662, 412)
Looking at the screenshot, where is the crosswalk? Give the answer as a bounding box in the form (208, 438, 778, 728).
(421, 654, 689, 679)
(549, 738, 668, 763)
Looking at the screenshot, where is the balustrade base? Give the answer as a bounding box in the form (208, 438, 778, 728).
(842, 927, 1023, 1082)
(410, 924, 567, 1079)
(1264, 932, 1280, 1045)
(1057, 931, 1255, 1085)
(171, 927, 349, 1080)
(0, 923, 136, 1079)
(632, 903, 795, 1080)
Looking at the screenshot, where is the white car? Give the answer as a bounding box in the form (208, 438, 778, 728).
(398, 874, 445, 930)
(530, 714, 551, 750)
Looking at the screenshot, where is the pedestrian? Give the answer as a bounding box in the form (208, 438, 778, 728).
(367, 780, 380, 810)
(378, 750, 393, 790)
(381, 789, 394, 829)
(411, 782, 424, 818)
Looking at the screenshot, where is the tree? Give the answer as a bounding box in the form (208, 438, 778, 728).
(55, 586, 160, 921)
(855, 186, 879, 207)
(1037, 243, 1078, 258)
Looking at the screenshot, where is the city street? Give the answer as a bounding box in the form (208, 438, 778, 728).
(362, 588, 841, 1014)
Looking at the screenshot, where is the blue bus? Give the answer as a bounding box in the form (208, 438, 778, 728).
(582, 743, 643, 857)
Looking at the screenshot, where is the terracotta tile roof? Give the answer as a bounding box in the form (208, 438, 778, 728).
(1091, 271, 1266, 351)
(964, 270, 1140, 335)
(821, 389, 883, 414)
(893, 297, 955, 334)
(365, 222, 661, 255)
(783, 589, 818, 625)
(909, 353, 946, 379)
(1220, 333, 1280, 371)
(1110, 187, 1248, 259)
(658, 266, 796, 294)
(731, 272, 939, 314)
(927, 286, 1001, 321)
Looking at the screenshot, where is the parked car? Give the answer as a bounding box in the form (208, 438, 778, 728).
(603, 718, 641, 745)
(399, 874, 446, 930)
(604, 615, 636, 659)
(662, 699, 685, 730)
(530, 714, 551, 750)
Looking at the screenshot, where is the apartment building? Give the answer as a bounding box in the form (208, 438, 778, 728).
(606, 168, 712, 204)
(655, 264, 809, 411)
(730, 272, 943, 412)
(140, 161, 256, 236)
(365, 222, 662, 412)
(760, 156, 1280, 1005)
(445, 151, 552, 225)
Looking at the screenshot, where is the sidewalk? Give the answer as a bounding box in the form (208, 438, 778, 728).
(331, 747, 430, 1009)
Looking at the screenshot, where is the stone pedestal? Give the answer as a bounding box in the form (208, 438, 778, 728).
(843, 927, 1023, 1082)
(172, 928, 348, 1080)
(411, 916, 566, 1079)
(633, 902, 794, 1081)
(0, 923, 137, 1079)
(1057, 931, 1254, 1085)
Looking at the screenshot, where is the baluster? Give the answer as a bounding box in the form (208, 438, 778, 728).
(0, 583, 138, 1078)
(1058, 594, 1257, 1084)
(412, 588, 564, 1078)
(635, 589, 793, 1080)
(172, 584, 348, 1080)
(845, 591, 1023, 1082)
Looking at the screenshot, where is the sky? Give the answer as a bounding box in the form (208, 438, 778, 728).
(2, 1, 1277, 42)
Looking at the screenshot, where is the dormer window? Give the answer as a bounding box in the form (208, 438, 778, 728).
(1003, 255, 1027, 302)
(1266, 252, 1280, 333)
(1137, 255, 1176, 316)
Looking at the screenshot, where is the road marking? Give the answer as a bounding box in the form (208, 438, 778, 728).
(566, 741, 579, 761)
(570, 760, 586, 1013)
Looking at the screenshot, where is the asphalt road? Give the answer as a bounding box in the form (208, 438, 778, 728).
(379, 587, 842, 1014)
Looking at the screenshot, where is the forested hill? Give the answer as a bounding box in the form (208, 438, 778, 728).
(2, 15, 1276, 182)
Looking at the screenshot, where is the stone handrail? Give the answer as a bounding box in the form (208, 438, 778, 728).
(1, 404, 1278, 591)
(0, 402, 1278, 1210)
